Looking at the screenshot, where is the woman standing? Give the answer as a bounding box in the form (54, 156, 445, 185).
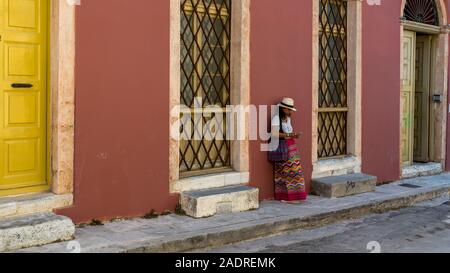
(271, 98, 308, 203)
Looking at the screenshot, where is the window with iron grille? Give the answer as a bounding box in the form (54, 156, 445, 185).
(318, 0, 348, 158)
(180, 0, 232, 175)
(404, 0, 439, 26)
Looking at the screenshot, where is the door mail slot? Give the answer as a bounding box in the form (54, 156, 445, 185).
(11, 83, 33, 88)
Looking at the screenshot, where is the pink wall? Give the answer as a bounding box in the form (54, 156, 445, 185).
(361, 1, 403, 183)
(58, 0, 449, 223)
(249, 0, 313, 198)
(58, 0, 178, 223)
(363, 0, 450, 179)
(59, 0, 313, 223)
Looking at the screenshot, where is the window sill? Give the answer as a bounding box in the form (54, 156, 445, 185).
(312, 156, 361, 179)
(171, 171, 250, 193)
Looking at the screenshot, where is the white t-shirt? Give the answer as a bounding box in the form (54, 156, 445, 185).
(271, 115, 293, 134)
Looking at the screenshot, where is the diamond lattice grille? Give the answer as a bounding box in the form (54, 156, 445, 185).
(318, 0, 348, 158)
(180, 0, 232, 174)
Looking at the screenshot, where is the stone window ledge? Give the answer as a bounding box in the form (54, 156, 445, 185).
(171, 172, 250, 193)
(312, 156, 362, 179)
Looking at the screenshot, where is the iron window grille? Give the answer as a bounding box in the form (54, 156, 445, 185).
(180, 0, 232, 175)
(318, 0, 348, 159)
(404, 0, 439, 26)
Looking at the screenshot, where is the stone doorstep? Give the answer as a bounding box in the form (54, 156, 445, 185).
(0, 212, 75, 252)
(0, 193, 73, 221)
(180, 185, 259, 218)
(312, 173, 377, 198)
(402, 163, 443, 179)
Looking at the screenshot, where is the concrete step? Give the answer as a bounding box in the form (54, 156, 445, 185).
(402, 163, 443, 179)
(180, 185, 259, 218)
(312, 173, 377, 198)
(0, 193, 73, 221)
(0, 212, 75, 252)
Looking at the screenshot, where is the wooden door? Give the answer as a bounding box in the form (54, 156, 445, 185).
(413, 35, 431, 162)
(401, 30, 415, 166)
(0, 0, 49, 196)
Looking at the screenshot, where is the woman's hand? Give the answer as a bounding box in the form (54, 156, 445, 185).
(285, 132, 302, 139)
(293, 132, 303, 139)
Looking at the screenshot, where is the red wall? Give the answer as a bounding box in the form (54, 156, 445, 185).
(58, 0, 178, 223)
(363, 0, 450, 178)
(249, 0, 313, 198)
(361, 1, 403, 183)
(59, 0, 313, 223)
(58, 0, 449, 223)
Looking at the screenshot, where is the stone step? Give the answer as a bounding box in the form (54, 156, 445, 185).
(0, 212, 75, 252)
(402, 163, 443, 179)
(180, 185, 259, 218)
(0, 193, 73, 221)
(312, 173, 377, 198)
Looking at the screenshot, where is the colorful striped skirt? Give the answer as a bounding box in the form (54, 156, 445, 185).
(274, 139, 307, 201)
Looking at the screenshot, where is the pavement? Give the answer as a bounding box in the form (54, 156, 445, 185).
(13, 173, 450, 253)
(202, 196, 450, 253)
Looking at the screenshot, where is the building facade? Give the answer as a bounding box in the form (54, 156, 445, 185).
(0, 0, 449, 224)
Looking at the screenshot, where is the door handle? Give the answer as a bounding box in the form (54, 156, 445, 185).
(11, 83, 33, 88)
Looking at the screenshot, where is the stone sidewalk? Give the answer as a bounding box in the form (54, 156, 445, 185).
(13, 173, 450, 253)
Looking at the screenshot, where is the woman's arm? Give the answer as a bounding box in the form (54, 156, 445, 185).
(271, 126, 296, 139)
(271, 126, 302, 139)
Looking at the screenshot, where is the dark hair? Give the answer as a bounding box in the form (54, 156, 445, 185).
(279, 106, 288, 121)
(278, 106, 288, 133)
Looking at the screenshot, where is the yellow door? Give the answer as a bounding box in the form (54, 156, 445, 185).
(0, 0, 49, 196)
(413, 35, 431, 162)
(401, 30, 415, 166)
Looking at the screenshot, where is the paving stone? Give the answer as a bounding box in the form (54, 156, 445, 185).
(12, 173, 450, 253)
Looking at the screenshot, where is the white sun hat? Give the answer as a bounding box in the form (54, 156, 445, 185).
(277, 97, 297, 112)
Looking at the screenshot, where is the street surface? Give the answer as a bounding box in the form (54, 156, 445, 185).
(204, 196, 450, 253)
